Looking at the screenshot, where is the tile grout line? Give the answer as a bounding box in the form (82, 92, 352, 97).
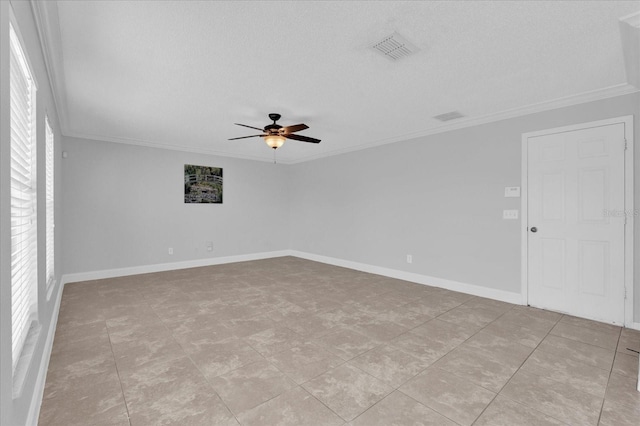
(528, 315, 621, 419)
(159, 299, 246, 425)
(335, 296, 516, 425)
(250, 316, 363, 423)
(475, 311, 562, 423)
(157, 282, 351, 423)
(400, 304, 521, 425)
(104, 319, 133, 426)
(468, 313, 576, 426)
(324, 290, 474, 368)
(261, 345, 350, 421)
(394, 300, 519, 388)
(396, 388, 462, 426)
(596, 327, 624, 425)
(251, 289, 443, 423)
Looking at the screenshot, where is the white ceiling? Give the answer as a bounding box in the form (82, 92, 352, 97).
(38, 1, 640, 163)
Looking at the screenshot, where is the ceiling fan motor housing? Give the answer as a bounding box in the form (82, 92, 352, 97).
(264, 124, 282, 134)
(266, 113, 282, 133)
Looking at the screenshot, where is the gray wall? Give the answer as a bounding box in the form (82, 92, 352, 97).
(0, 1, 64, 424)
(62, 137, 290, 275)
(289, 93, 640, 320)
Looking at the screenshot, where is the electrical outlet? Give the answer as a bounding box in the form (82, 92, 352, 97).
(406, 254, 412, 264)
(206, 241, 213, 252)
(168, 247, 173, 255)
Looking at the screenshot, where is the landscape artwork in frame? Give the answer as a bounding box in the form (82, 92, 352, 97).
(184, 164, 223, 204)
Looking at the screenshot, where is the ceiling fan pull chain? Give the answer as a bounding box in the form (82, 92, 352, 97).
(273, 149, 277, 164)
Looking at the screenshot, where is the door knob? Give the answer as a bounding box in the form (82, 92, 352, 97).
(531, 227, 537, 233)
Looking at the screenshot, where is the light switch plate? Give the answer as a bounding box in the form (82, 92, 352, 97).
(504, 187, 521, 197)
(503, 209, 519, 219)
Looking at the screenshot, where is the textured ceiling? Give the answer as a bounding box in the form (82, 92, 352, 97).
(41, 1, 640, 163)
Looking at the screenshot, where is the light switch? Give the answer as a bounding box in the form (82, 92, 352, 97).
(504, 187, 521, 197)
(503, 210, 519, 219)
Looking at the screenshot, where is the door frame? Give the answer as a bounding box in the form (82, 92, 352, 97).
(521, 116, 634, 326)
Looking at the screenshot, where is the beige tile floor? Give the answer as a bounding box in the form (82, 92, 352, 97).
(39, 257, 640, 425)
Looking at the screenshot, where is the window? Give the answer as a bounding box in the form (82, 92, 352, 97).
(45, 116, 54, 293)
(10, 22, 37, 373)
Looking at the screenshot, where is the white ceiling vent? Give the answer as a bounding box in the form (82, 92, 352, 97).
(434, 111, 465, 122)
(372, 32, 419, 61)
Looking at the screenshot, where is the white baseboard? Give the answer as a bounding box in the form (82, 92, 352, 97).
(61, 249, 521, 305)
(61, 250, 292, 284)
(629, 322, 640, 331)
(289, 250, 523, 305)
(26, 278, 64, 426)
(59, 249, 632, 322)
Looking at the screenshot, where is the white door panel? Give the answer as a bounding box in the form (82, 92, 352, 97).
(527, 123, 625, 324)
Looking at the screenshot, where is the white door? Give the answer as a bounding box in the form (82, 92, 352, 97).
(527, 123, 626, 324)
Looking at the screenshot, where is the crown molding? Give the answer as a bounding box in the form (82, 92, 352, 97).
(287, 83, 640, 164)
(620, 10, 640, 28)
(63, 84, 639, 166)
(30, 0, 70, 134)
(63, 131, 281, 164)
(619, 11, 640, 89)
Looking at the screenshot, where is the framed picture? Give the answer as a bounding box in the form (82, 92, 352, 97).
(184, 164, 223, 204)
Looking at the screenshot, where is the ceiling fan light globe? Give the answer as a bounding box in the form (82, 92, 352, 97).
(265, 135, 285, 149)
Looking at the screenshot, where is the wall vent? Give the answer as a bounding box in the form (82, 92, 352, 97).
(372, 32, 419, 61)
(434, 111, 465, 122)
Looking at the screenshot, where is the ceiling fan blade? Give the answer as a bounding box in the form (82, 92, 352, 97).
(281, 124, 309, 134)
(228, 134, 264, 140)
(234, 123, 265, 131)
(285, 133, 321, 144)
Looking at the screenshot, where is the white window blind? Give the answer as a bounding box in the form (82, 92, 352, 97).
(10, 22, 37, 373)
(45, 116, 54, 291)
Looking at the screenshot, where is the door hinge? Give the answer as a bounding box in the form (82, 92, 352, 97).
(624, 287, 627, 299)
(624, 139, 628, 150)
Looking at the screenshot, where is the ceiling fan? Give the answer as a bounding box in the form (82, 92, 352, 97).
(229, 113, 321, 150)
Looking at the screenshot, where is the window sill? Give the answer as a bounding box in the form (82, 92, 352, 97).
(13, 320, 41, 399)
